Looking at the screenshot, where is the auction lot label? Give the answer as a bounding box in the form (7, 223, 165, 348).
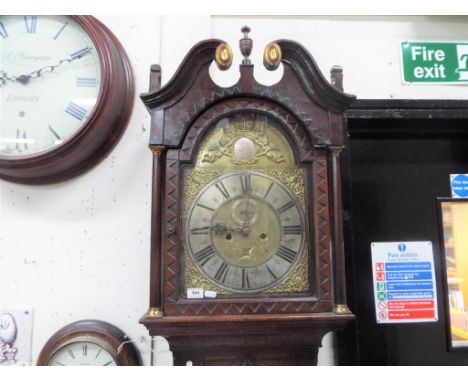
(371, 242, 438, 324)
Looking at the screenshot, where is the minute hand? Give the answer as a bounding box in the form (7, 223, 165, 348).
(9, 47, 93, 86)
(190, 224, 243, 235)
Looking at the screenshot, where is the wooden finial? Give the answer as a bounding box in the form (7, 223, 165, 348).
(149, 64, 161, 92)
(239, 25, 253, 65)
(330, 65, 344, 91)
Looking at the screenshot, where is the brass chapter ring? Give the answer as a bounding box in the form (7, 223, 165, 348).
(215, 42, 233, 71)
(263, 42, 282, 71)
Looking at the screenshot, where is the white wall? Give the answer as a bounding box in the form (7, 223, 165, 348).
(2, 15, 468, 367)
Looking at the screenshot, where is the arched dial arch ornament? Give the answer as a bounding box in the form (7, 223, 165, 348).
(0, 16, 134, 184)
(140, 26, 356, 366)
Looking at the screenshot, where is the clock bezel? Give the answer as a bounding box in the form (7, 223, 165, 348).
(36, 319, 141, 366)
(0, 15, 134, 185)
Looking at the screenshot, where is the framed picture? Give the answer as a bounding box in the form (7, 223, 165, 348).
(0, 308, 34, 366)
(438, 198, 468, 350)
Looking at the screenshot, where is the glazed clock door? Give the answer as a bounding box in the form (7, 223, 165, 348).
(183, 112, 311, 297)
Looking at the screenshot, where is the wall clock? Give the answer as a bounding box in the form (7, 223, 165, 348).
(36, 320, 141, 366)
(140, 27, 356, 365)
(0, 15, 134, 184)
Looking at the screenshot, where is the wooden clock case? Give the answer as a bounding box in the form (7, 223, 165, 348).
(140, 30, 356, 366)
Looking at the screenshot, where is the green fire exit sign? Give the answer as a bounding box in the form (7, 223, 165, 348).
(401, 42, 468, 83)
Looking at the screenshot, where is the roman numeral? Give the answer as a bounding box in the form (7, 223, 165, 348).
(54, 361, 65, 366)
(53, 22, 68, 40)
(0, 22, 8, 38)
(24, 16, 37, 33)
(65, 102, 87, 120)
(276, 245, 298, 264)
(67, 349, 75, 359)
(263, 182, 274, 199)
(70, 47, 92, 60)
(82, 345, 88, 356)
(48, 125, 61, 140)
(240, 174, 251, 194)
(16, 129, 28, 151)
(215, 181, 230, 199)
(76, 77, 98, 87)
(242, 269, 251, 289)
(283, 225, 302, 234)
(95, 349, 102, 359)
(196, 203, 215, 212)
(277, 201, 295, 214)
(189, 227, 209, 235)
(193, 245, 215, 267)
(214, 262, 229, 283)
(103, 361, 113, 366)
(266, 265, 278, 281)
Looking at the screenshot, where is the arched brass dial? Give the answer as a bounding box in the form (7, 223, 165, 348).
(185, 171, 305, 293)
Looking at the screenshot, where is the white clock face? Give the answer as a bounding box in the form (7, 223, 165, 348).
(48, 341, 116, 366)
(0, 16, 101, 156)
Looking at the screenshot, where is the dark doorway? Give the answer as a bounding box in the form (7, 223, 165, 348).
(337, 100, 468, 365)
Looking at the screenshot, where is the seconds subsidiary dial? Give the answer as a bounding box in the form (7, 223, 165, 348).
(186, 171, 305, 293)
(0, 16, 101, 155)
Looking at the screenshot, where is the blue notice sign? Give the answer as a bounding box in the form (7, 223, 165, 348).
(371, 241, 438, 323)
(451, 174, 468, 198)
(386, 281, 434, 290)
(385, 262, 431, 271)
(385, 271, 433, 281)
(387, 291, 434, 300)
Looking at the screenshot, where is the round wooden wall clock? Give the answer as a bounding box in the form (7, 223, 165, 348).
(37, 320, 141, 366)
(0, 15, 134, 184)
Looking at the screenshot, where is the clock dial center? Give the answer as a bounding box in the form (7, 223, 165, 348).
(211, 194, 282, 268)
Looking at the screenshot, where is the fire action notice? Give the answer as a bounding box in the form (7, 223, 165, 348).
(371, 242, 438, 324)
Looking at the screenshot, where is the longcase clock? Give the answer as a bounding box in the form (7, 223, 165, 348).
(140, 27, 356, 366)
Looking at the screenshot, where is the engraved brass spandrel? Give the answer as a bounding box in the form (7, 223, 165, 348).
(197, 114, 294, 169)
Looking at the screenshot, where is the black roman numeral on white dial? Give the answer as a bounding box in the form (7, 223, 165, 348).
(186, 171, 306, 294)
(0, 16, 101, 156)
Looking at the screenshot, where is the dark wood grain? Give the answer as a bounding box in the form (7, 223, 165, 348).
(140, 32, 356, 365)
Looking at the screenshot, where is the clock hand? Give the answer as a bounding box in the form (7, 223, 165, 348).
(0, 71, 16, 87)
(0, 47, 93, 87)
(192, 223, 243, 235)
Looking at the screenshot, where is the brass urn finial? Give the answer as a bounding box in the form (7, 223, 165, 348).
(239, 25, 253, 65)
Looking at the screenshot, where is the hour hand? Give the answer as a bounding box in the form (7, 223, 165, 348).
(189, 224, 227, 235)
(10, 47, 93, 86)
(189, 223, 240, 235)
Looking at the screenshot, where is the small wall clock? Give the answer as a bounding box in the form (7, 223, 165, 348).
(0, 15, 134, 184)
(36, 320, 141, 366)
